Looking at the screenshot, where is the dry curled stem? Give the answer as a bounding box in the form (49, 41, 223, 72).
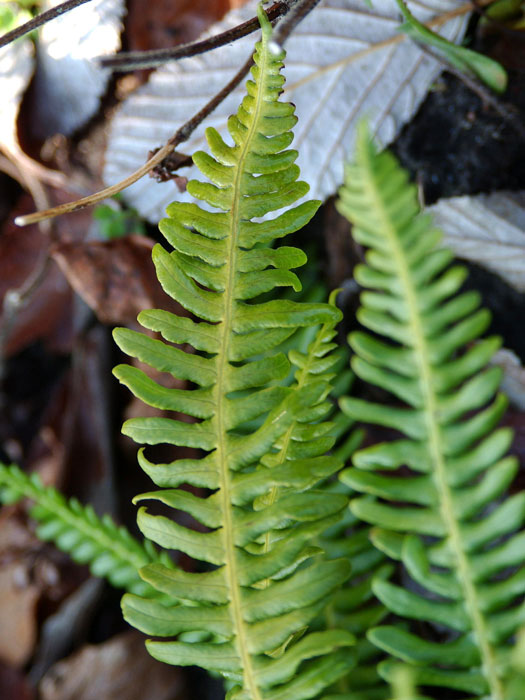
(15, 53, 254, 227)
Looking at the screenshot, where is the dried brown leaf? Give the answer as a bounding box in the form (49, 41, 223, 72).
(0, 661, 35, 700)
(0, 189, 99, 356)
(127, 0, 249, 53)
(39, 631, 184, 700)
(51, 234, 182, 326)
(0, 510, 41, 667)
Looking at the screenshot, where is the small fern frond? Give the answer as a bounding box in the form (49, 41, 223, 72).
(114, 9, 353, 698)
(286, 319, 391, 700)
(0, 463, 168, 596)
(320, 495, 392, 700)
(336, 125, 523, 699)
(253, 290, 348, 566)
(319, 415, 391, 700)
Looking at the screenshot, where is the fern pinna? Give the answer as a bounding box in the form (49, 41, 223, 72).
(113, 8, 353, 699)
(337, 126, 524, 699)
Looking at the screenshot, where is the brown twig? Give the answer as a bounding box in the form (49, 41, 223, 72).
(0, 0, 94, 49)
(149, 151, 193, 183)
(15, 52, 255, 227)
(0, 145, 79, 194)
(16, 1, 309, 226)
(101, 0, 299, 72)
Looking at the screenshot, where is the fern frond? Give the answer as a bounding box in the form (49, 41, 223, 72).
(320, 496, 392, 700)
(251, 290, 347, 567)
(0, 463, 168, 597)
(114, 9, 353, 698)
(319, 422, 391, 700)
(281, 312, 391, 700)
(337, 125, 523, 699)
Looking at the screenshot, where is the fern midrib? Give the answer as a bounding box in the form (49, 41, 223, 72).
(215, 36, 273, 700)
(364, 157, 504, 699)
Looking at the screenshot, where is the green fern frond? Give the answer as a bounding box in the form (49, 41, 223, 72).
(253, 290, 348, 571)
(337, 125, 523, 699)
(285, 316, 391, 700)
(506, 628, 525, 700)
(320, 496, 392, 700)
(113, 9, 353, 698)
(319, 424, 391, 700)
(0, 463, 168, 597)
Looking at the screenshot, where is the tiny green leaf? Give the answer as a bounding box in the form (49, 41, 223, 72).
(395, 0, 507, 93)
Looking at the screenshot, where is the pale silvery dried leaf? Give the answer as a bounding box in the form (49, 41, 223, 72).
(490, 348, 525, 411)
(429, 191, 525, 292)
(103, 0, 468, 222)
(0, 38, 34, 151)
(31, 0, 125, 138)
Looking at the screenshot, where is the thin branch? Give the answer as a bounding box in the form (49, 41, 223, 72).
(1, 145, 53, 231)
(0, 0, 94, 50)
(270, 0, 322, 51)
(15, 52, 255, 227)
(0, 144, 80, 193)
(101, 0, 299, 72)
